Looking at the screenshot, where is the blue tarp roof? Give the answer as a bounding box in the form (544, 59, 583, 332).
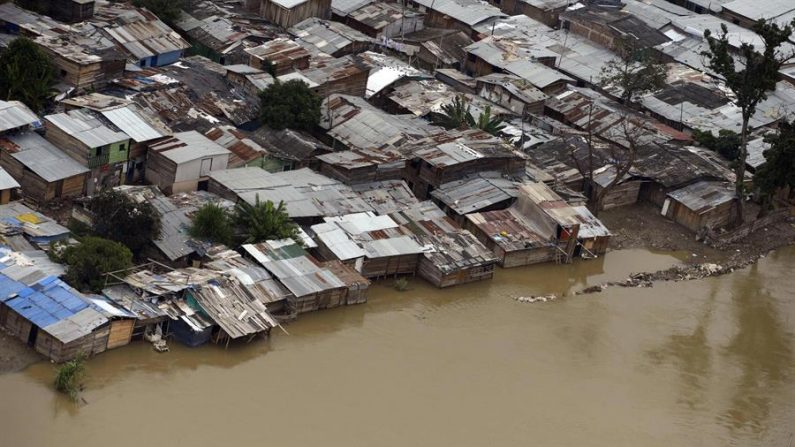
(4, 275, 89, 329)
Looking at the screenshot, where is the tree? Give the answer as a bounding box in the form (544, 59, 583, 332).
(433, 96, 506, 136)
(568, 103, 640, 216)
(259, 80, 321, 131)
(474, 105, 506, 136)
(132, 0, 185, 25)
(235, 196, 298, 244)
(702, 19, 795, 225)
(0, 37, 56, 113)
(599, 44, 667, 104)
(189, 203, 234, 246)
(754, 120, 795, 216)
(433, 95, 474, 129)
(56, 237, 133, 293)
(54, 353, 87, 401)
(693, 129, 741, 162)
(89, 190, 162, 256)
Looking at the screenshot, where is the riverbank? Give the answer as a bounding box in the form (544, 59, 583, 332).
(584, 203, 795, 294)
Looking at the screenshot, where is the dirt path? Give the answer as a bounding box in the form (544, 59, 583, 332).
(0, 328, 44, 375)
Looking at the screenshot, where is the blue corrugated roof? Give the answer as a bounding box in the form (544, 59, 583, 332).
(3, 275, 89, 329)
(0, 274, 26, 302)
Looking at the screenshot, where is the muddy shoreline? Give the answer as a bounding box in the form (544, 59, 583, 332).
(579, 204, 795, 294)
(1, 203, 792, 374)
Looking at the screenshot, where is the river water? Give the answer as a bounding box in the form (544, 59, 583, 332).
(0, 248, 793, 447)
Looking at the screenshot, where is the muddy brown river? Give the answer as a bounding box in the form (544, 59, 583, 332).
(0, 248, 793, 446)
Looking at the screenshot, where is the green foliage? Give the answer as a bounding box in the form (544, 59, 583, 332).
(56, 237, 133, 293)
(189, 203, 234, 246)
(701, 18, 794, 224)
(54, 353, 87, 401)
(66, 218, 93, 238)
(599, 45, 667, 103)
(393, 277, 409, 292)
(235, 196, 298, 244)
(433, 95, 474, 129)
(474, 105, 506, 136)
(0, 37, 56, 113)
(89, 190, 162, 256)
(433, 96, 506, 136)
(755, 120, 795, 203)
(693, 129, 741, 161)
(259, 80, 322, 131)
(132, 0, 185, 24)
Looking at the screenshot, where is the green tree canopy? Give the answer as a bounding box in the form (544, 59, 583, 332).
(89, 190, 162, 256)
(259, 80, 321, 131)
(189, 203, 234, 246)
(132, 0, 185, 24)
(702, 18, 795, 224)
(599, 44, 667, 104)
(235, 196, 298, 244)
(0, 37, 56, 113)
(433, 96, 506, 136)
(755, 120, 795, 214)
(693, 129, 741, 161)
(57, 237, 133, 293)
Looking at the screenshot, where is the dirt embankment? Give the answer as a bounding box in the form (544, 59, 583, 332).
(0, 327, 44, 375)
(581, 203, 795, 294)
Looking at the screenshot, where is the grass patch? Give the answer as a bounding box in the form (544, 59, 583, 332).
(393, 277, 410, 292)
(54, 353, 87, 401)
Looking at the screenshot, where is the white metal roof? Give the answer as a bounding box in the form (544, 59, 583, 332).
(0, 100, 39, 133)
(0, 167, 20, 190)
(150, 131, 230, 164)
(45, 110, 129, 148)
(101, 106, 168, 143)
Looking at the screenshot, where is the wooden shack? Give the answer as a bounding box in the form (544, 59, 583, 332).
(0, 132, 89, 203)
(589, 167, 642, 211)
(464, 208, 559, 268)
(242, 240, 368, 314)
(662, 181, 736, 232)
(145, 131, 231, 194)
(44, 110, 130, 195)
(0, 274, 111, 363)
(259, 0, 332, 29)
(246, 38, 311, 75)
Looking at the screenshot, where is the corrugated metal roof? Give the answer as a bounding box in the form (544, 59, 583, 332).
(289, 17, 372, 55)
(149, 130, 230, 164)
(431, 174, 518, 215)
(1, 132, 89, 182)
(3, 274, 109, 344)
(332, 0, 375, 15)
(412, 0, 505, 26)
(45, 110, 129, 148)
(667, 181, 735, 213)
(0, 100, 39, 133)
(0, 168, 19, 190)
(101, 105, 169, 143)
(102, 16, 190, 60)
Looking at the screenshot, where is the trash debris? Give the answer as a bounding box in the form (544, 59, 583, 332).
(515, 294, 557, 303)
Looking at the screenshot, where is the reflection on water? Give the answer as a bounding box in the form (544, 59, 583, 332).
(0, 248, 794, 447)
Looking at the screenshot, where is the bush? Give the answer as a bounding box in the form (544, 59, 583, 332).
(89, 190, 161, 257)
(693, 129, 741, 161)
(54, 353, 87, 401)
(393, 278, 410, 292)
(235, 196, 298, 244)
(189, 203, 234, 245)
(259, 80, 321, 131)
(57, 237, 133, 293)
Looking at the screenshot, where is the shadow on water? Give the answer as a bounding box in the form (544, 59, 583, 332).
(720, 263, 793, 435)
(646, 279, 718, 412)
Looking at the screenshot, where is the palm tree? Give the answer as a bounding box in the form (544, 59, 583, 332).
(433, 95, 475, 129)
(474, 105, 506, 136)
(234, 196, 298, 244)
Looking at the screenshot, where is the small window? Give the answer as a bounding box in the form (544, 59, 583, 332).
(119, 144, 126, 152)
(95, 147, 104, 156)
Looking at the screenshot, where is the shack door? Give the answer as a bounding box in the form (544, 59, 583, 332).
(200, 158, 213, 177)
